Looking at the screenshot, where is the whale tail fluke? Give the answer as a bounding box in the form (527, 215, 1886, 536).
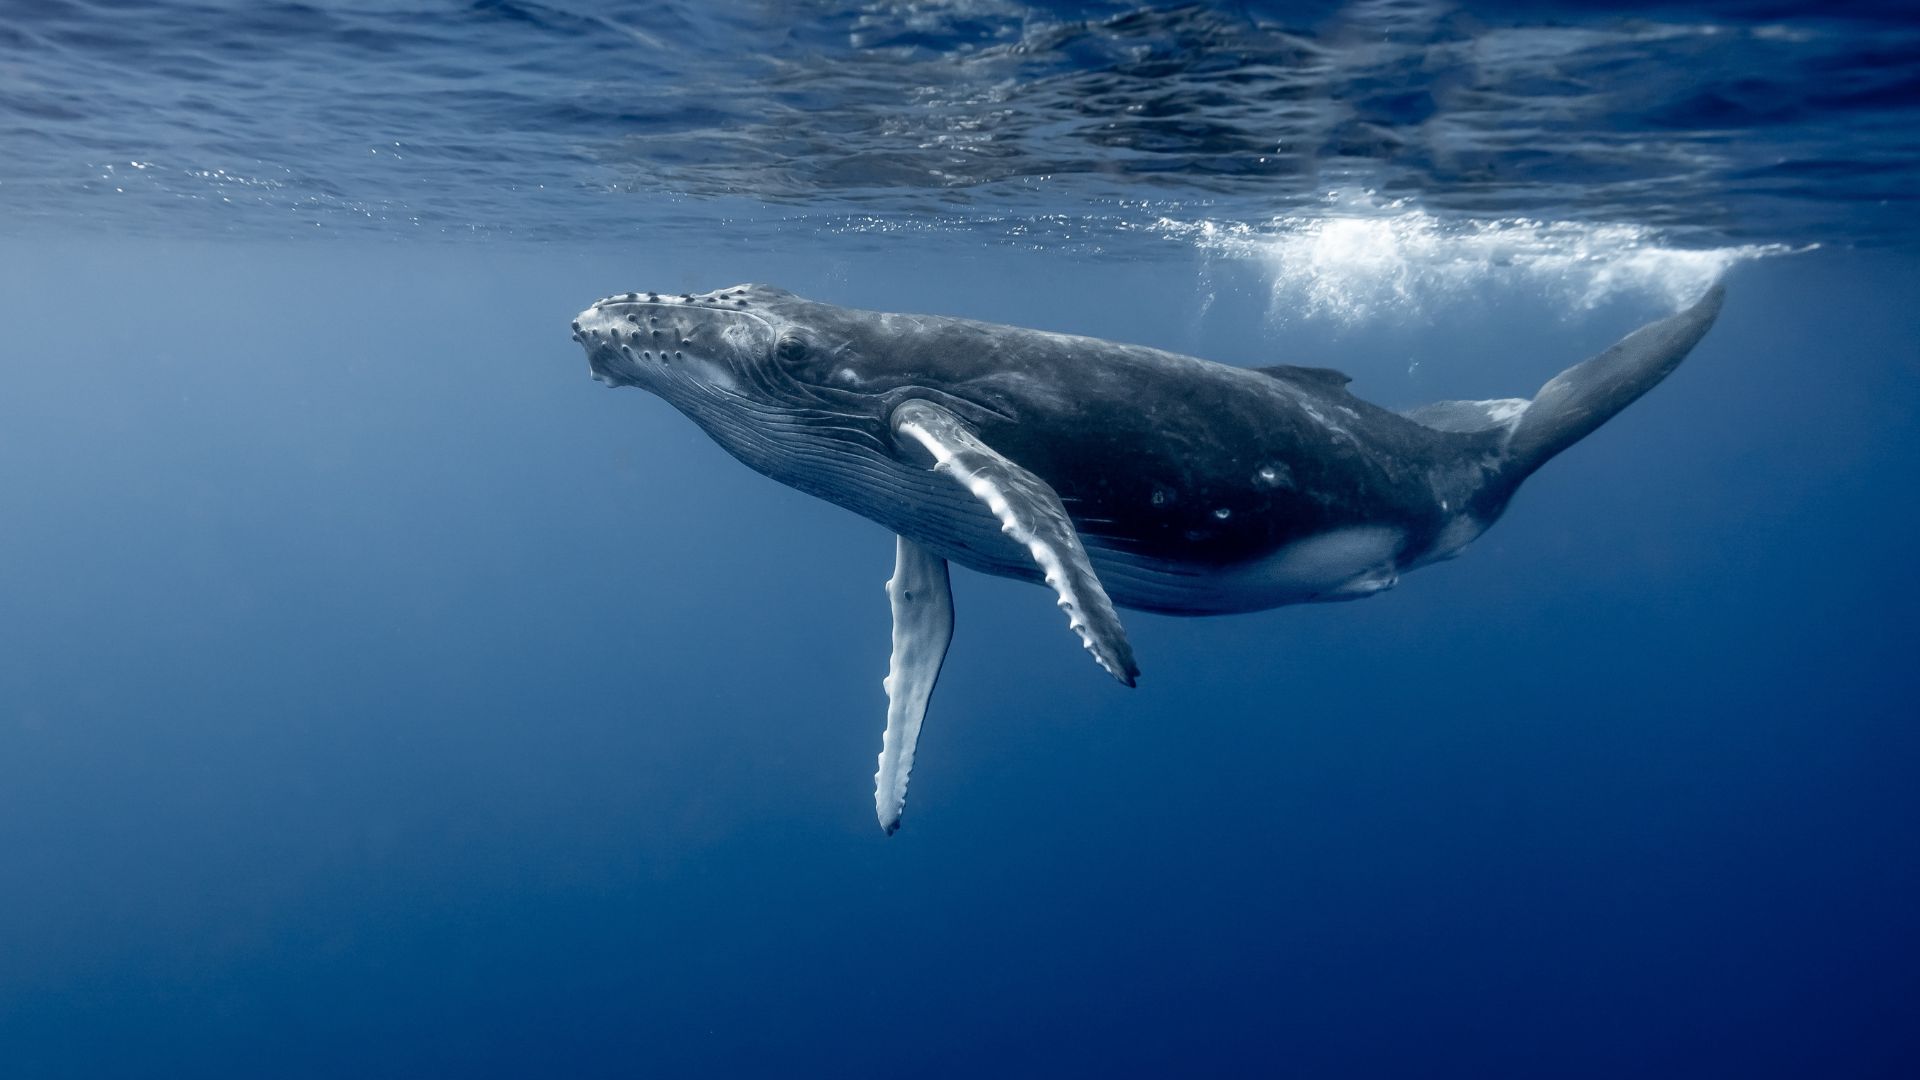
(1402, 284, 1726, 525)
(1500, 283, 1726, 483)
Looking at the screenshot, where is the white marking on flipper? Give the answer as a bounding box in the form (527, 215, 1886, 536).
(891, 399, 1140, 686)
(876, 535, 953, 836)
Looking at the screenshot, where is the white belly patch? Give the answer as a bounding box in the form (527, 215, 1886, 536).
(1245, 525, 1405, 600)
(1092, 525, 1409, 613)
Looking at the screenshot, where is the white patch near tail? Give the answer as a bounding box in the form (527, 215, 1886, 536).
(1403, 397, 1530, 435)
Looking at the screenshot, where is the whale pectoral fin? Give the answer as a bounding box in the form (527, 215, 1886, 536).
(890, 398, 1140, 687)
(876, 535, 954, 836)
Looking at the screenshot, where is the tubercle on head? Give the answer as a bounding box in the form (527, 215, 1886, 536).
(585, 286, 757, 311)
(571, 287, 808, 399)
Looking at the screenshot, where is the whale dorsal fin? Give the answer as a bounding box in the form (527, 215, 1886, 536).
(1256, 364, 1352, 389)
(891, 398, 1139, 688)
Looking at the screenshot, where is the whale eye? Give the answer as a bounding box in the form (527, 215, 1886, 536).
(775, 333, 809, 365)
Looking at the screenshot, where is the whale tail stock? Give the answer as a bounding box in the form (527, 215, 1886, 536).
(1406, 283, 1727, 493)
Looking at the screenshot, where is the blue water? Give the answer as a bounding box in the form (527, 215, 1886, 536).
(2, 3, 1917, 1077)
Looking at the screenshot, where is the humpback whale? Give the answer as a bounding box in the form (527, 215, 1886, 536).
(569, 284, 1726, 833)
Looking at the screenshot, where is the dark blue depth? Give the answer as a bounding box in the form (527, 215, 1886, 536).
(1, 2, 1917, 1077)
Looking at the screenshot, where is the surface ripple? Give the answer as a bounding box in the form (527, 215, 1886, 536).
(2, 1, 1914, 253)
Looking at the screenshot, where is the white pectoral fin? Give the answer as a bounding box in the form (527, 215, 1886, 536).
(891, 398, 1140, 687)
(876, 534, 954, 835)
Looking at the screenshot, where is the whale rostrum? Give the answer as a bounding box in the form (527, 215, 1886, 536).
(570, 283, 1727, 833)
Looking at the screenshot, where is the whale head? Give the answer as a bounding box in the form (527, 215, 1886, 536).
(572, 285, 787, 397)
(570, 283, 1011, 451)
(571, 283, 965, 505)
(578, 282, 907, 396)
